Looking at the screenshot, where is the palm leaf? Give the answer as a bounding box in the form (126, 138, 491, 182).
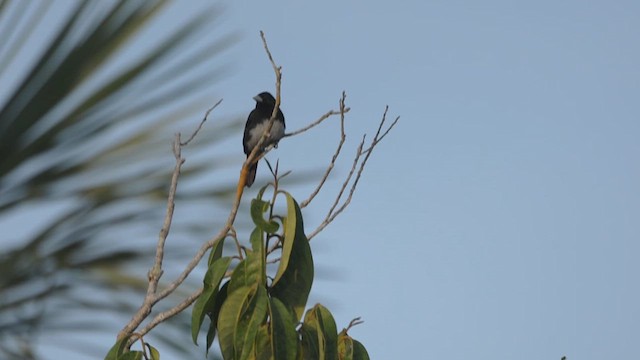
(0, 1, 237, 358)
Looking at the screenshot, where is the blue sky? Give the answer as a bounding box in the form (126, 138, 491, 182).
(214, 1, 639, 359)
(8, 1, 640, 359)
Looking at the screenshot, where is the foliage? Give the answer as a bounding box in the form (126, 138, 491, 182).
(198, 190, 368, 359)
(108, 187, 369, 359)
(0, 1, 236, 358)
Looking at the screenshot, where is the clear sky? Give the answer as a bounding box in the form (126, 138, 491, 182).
(12, 1, 640, 359)
(212, 1, 639, 359)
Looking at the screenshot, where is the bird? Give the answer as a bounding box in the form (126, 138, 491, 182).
(243, 91, 286, 187)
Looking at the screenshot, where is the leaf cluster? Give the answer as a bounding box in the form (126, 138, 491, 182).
(186, 189, 369, 360)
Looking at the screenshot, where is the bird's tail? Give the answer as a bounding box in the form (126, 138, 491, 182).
(245, 162, 258, 188)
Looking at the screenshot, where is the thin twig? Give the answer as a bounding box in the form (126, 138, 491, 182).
(137, 288, 204, 338)
(119, 32, 289, 343)
(329, 136, 364, 220)
(118, 100, 223, 340)
(260, 29, 282, 139)
(301, 92, 348, 208)
(307, 137, 365, 240)
(324, 114, 399, 230)
(267, 159, 279, 219)
(308, 107, 400, 240)
(283, 107, 350, 138)
(230, 227, 243, 260)
(117, 28, 400, 347)
(266, 238, 282, 255)
(157, 31, 283, 305)
(239, 31, 283, 191)
(345, 317, 364, 332)
(118, 131, 185, 340)
(362, 106, 399, 153)
(181, 99, 223, 146)
(154, 217, 231, 303)
(260, 30, 280, 80)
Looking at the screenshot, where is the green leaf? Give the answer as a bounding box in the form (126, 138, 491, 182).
(272, 193, 299, 286)
(104, 336, 130, 360)
(204, 256, 232, 287)
(104, 335, 153, 360)
(316, 305, 338, 360)
(251, 198, 280, 233)
(271, 192, 314, 321)
(192, 296, 213, 338)
(217, 285, 253, 360)
(337, 334, 353, 360)
(208, 236, 227, 266)
(250, 227, 264, 254)
(250, 226, 267, 285)
(299, 323, 319, 360)
(254, 324, 273, 360)
(337, 329, 369, 360)
(145, 343, 161, 360)
(228, 242, 263, 295)
(192, 256, 232, 344)
(352, 339, 370, 360)
(237, 285, 269, 360)
(270, 297, 299, 360)
(256, 183, 271, 202)
(207, 281, 229, 354)
(104, 335, 144, 360)
(302, 305, 338, 360)
(120, 352, 143, 360)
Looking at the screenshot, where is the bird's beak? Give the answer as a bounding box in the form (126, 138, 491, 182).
(253, 95, 262, 102)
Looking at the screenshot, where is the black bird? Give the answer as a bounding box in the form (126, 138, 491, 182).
(243, 91, 286, 187)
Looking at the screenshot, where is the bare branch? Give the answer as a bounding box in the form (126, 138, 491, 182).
(267, 238, 282, 255)
(137, 288, 204, 338)
(259, 29, 282, 138)
(308, 136, 364, 240)
(156, 32, 286, 309)
(118, 131, 185, 340)
(181, 98, 223, 146)
(260, 30, 280, 81)
(118, 100, 238, 342)
(239, 31, 283, 190)
(119, 31, 291, 343)
(301, 92, 348, 208)
(308, 106, 399, 240)
(345, 317, 364, 332)
(117, 29, 399, 348)
(363, 106, 400, 153)
(284, 106, 350, 138)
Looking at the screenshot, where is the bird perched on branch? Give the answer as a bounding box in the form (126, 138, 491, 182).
(243, 91, 286, 187)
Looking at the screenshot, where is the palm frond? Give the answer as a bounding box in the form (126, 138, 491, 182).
(0, 1, 239, 358)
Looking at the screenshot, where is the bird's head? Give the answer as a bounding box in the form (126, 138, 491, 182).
(253, 91, 276, 104)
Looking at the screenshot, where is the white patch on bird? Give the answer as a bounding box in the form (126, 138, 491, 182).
(247, 119, 285, 150)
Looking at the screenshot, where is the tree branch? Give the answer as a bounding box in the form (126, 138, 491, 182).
(300, 92, 348, 208)
(115, 30, 400, 350)
(118, 99, 222, 340)
(283, 106, 350, 138)
(137, 288, 204, 339)
(237, 30, 283, 191)
(153, 31, 285, 320)
(308, 107, 400, 240)
(117, 30, 290, 344)
(181, 99, 223, 146)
